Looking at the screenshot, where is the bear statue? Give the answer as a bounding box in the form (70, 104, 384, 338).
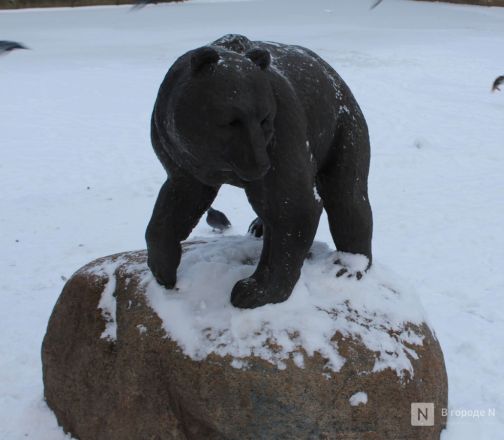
(146, 34, 373, 309)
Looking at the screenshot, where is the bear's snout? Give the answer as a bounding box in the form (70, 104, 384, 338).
(226, 124, 272, 181)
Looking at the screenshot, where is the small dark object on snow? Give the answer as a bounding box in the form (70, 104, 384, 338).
(248, 217, 263, 238)
(492, 75, 504, 92)
(132, 0, 169, 9)
(370, 0, 383, 9)
(206, 207, 231, 232)
(0, 41, 28, 55)
(146, 34, 373, 309)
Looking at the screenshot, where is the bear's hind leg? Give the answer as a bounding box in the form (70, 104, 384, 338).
(317, 117, 373, 271)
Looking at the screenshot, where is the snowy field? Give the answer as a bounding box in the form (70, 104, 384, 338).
(0, 0, 503, 438)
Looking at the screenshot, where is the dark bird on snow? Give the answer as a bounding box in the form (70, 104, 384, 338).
(206, 207, 231, 232)
(370, 0, 383, 9)
(492, 76, 504, 92)
(132, 0, 161, 9)
(0, 41, 28, 55)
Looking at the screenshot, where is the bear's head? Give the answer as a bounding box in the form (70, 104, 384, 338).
(169, 46, 276, 186)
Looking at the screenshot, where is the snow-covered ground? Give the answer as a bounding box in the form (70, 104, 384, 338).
(0, 0, 502, 438)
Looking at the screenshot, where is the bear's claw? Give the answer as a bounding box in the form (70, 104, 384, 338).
(334, 259, 364, 280)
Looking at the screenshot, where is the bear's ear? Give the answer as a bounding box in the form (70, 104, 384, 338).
(245, 48, 271, 70)
(191, 47, 220, 73)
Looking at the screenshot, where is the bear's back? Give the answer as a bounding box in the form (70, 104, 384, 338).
(211, 34, 346, 108)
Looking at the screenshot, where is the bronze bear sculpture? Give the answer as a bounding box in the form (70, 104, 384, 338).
(146, 34, 373, 309)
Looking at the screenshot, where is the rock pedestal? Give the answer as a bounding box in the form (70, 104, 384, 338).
(42, 238, 448, 440)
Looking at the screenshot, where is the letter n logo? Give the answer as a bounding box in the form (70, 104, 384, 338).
(411, 402, 435, 426)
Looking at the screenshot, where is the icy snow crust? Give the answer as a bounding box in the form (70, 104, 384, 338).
(90, 236, 428, 378)
(87, 256, 128, 341)
(349, 391, 368, 406)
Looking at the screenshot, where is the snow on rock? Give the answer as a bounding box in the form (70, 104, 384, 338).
(137, 235, 428, 378)
(349, 391, 368, 406)
(85, 256, 128, 341)
(136, 324, 147, 335)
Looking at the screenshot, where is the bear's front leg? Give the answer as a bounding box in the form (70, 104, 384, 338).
(146, 172, 218, 288)
(231, 180, 322, 309)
